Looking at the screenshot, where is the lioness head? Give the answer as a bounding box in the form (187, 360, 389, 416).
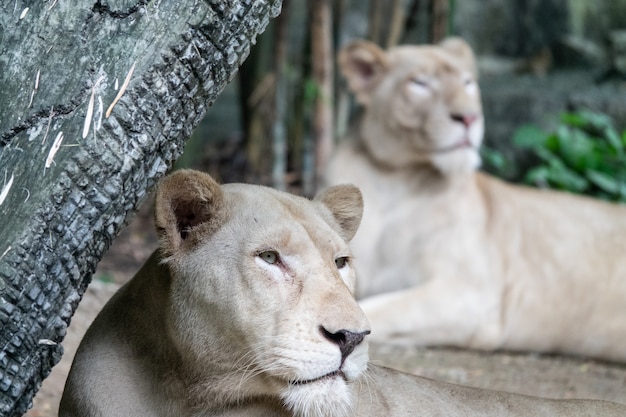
(339, 38, 483, 175)
(155, 170, 370, 417)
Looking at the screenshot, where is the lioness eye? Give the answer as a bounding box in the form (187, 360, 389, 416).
(408, 77, 430, 96)
(411, 78, 428, 87)
(335, 256, 349, 269)
(259, 250, 279, 265)
(464, 78, 477, 95)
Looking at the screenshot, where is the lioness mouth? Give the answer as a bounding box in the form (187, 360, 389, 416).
(432, 137, 475, 154)
(290, 370, 345, 385)
(411, 137, 475, 156)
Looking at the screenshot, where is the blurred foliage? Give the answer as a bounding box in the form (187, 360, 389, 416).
(480, 146, 508, 175)
(499, 111, 626, 202)
(94, 272, 115, 284)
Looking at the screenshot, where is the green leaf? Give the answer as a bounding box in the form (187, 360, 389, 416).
(585, 111, 613, 131)
(586, 169, 620, 194)
(511, 110, 626, 202)
(95, 272, 115, 284)
(543, 133, 560, 152)
(547, 159, 588, 192)
(480, 146, 507, 172)
(604, 127, 623, 153)
(303, 79, 319, 103)
(619, 183, 626, 202)
(512, 125, 548, 148)
(535, 146, 560, 164)
(524, 166, 550, 187)
(558, 128, 596, 171)
(555, 124, 573, 146)
(560, 112, 587, 129)
(565, 110, 612, 131)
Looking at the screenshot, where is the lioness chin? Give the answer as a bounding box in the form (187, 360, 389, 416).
(324, 37, 626, 362)
(59, 170, 626, 416)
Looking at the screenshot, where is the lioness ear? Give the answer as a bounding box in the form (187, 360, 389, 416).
(338, 39, 388, 105)
(154, 169, 225, 257)
(315, 184, 363, 242)
(439, 37, 478, 77)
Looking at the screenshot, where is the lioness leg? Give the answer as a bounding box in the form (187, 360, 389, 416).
(359, 280, 501, 349)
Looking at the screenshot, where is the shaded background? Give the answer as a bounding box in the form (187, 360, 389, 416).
(182, 0, 626, 191)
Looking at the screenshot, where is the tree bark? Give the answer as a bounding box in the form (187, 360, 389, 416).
(271, 0, 290, 191)
(431, 0, 449, 42)
(0, 1, 281, 416)
(310, 0, 334, 188)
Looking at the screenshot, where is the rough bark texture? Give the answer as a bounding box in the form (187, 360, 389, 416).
(0, 1, 281, 415)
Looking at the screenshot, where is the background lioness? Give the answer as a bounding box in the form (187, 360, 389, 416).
(324, 38, 626, 362)
(59, 170, 626, 416)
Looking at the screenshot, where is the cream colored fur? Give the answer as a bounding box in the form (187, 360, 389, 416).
(58, 170, 626, 416)
(324, 38, 626, 362)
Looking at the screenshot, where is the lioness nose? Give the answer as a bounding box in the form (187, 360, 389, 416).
(451, 113, 478, 128)
(320, 326, 370, 361)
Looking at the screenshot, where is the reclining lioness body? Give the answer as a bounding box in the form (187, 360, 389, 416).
(59, 170, 626, 416)
(324, 38, 626, 362)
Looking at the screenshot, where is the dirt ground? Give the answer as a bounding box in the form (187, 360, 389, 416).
(24, 201, 626, 416)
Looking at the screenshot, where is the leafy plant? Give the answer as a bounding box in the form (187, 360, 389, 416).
(512, 110, 626, 202)
(480, 145, 508, 174)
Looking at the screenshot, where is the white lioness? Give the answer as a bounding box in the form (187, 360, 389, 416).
(324, 38, 626, 362)
(58, 170, 626, 416)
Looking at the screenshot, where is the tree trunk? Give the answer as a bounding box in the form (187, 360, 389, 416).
(272, 0, 290, 191)
(310, 0, 334, 189)
(0, 1, 281, 416)
(431, 0, 449, 42)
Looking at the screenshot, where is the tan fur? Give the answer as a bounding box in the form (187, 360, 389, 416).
(325, 38, 626, 362)
(59, 170, 626, 416)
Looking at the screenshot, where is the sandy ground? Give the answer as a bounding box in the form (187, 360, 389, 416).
(24, 203, 626, 416)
